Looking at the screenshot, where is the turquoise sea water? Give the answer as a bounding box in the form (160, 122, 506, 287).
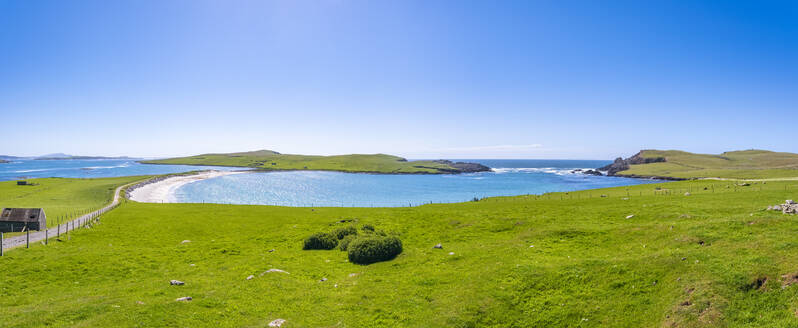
(0, 159, 237, 181)
(0, 159, 656, 207)
(175, 160, 657, 207)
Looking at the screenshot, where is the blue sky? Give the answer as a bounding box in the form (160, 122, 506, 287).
(1, 0, 796, 159)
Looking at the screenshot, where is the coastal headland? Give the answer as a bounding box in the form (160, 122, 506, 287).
(598, 149, 798, 180)
(140, 150, 491, 174)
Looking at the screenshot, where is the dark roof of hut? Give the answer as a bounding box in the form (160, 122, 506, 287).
(0, 208, 45, 222)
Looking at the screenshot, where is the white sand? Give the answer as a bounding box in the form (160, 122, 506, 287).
(129, 170, 247, 203)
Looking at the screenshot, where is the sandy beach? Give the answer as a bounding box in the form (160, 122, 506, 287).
(129, 170, 247, 203)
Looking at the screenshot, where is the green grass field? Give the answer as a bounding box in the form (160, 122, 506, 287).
(618, 150, 798, 179)
(0, 176, 146, 234)
(3, 177, 798, 327)
(141, 150, 469, 174)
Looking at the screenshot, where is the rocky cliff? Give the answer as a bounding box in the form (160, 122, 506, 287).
(599, 151, 666, 175)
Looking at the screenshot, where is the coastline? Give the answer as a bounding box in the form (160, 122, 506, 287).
(128, 170, 247, 203)
(137, 161, 492, 175)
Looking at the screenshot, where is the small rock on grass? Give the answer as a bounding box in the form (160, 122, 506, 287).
(175, 296, 192, 302)
(268, 319, 286, 327)
(448, 252, 455, 255)
(170, 280, 185, 286)
(181, 240, 191, 244)
(319, 277, 327, 282)
(626, 215, 635, 219)
(246, 275, 255, 280)
(433, 243, 443, 249)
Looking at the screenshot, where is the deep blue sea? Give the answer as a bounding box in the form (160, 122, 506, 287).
(0, 159, 656, 207)
(175, 159, 656, 207)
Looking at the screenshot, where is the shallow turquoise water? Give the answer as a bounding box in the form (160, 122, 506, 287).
(175, 160, 656, 207)
(0, 159, 237, 181)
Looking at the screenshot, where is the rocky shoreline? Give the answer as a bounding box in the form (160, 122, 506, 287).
(140, 160, 492, 175)
(428, 160, 492, 174)
(599, 151, 666, 175)
(592, 151, 685, 180)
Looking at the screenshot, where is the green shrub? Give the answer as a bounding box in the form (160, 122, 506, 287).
(361, 224, 375, 232)
(333, 226, 358, 239)
(339, 234, 357, 251)
(347, 236, 403, 264)
(303, 232, 338, 250)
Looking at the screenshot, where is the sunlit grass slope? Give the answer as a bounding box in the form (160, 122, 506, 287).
(141, 150, 462, 174)
(3, 180, 798, 327)
(619, 149, 798, 179)
(0, 176, 145, 225)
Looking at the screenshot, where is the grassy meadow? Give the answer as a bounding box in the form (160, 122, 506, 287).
(619, 150, 798, 179)
(0, 176, 146, 235)
(141, 150, 464, 174)
(2, 178, 798, 327)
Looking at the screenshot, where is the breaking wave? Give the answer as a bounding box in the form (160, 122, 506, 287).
(491, 167, 596, 176)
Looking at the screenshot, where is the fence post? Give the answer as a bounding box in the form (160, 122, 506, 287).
(26, 229, 30, 248)
(1, 232, 3, 256)
(45, 230, 48, 245)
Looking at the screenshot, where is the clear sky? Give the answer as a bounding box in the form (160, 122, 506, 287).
(1, 1, 796, 159)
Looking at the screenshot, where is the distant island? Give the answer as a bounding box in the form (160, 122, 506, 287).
(141, 150, 491, 174)
(0, 153, 133, 161)
(600, 149, 798, 179)
(33, 153, 133, 160)
(0, 159, 8, 164)
(35, 156, 132, 161)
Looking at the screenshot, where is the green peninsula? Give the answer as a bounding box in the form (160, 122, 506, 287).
(601, 149, 798, 180)
(141, 150, 491, 174)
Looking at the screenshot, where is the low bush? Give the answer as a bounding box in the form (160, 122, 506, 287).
(361, 224, 375, 232)
(347, 236, 403, 264)
(333, 226, 358, 239)
(303, 232, 338, 250)
(338, 234, 357, 251)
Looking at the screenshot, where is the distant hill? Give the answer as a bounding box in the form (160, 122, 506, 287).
(141, 150, 491, 174)
(36, 153, 72, 159)
(35, 154, 132, 160)
(601, 149, 798, 179)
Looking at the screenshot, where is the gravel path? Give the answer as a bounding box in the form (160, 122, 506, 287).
(1, 181, 133, 253)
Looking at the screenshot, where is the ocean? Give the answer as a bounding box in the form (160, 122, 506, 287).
(0, 158, 655, 207)
(173, 159, 656, 206)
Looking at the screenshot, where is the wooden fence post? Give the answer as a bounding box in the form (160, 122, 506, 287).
(1, 232, 4, 256)
(26, 229, 30, 248)
(45, 230, 48, 245)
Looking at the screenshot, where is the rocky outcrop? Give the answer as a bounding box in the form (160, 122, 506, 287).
(769, 200, 798, 214)
(599, 151, 666, 176)
(419, 160, 491, 174)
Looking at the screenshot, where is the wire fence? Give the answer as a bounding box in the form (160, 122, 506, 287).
(0, 200, 121, 256)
